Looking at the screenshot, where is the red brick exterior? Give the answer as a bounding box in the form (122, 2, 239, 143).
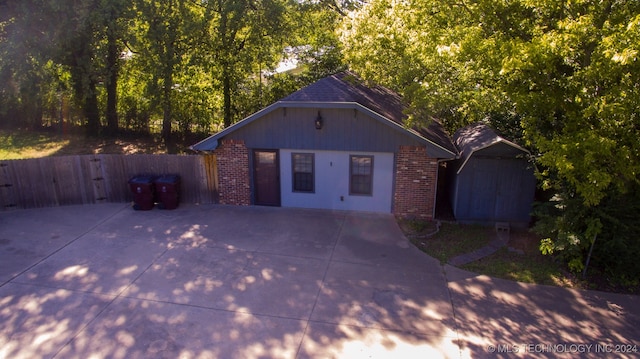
(214, 139, 251, 205)
(393, 145, 438, 219)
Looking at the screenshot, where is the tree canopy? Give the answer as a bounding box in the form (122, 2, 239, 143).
(342, 0, 640, 283)
(0, 0, 349, 140)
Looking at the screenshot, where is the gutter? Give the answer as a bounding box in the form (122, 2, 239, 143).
(189, 139, 219, 152)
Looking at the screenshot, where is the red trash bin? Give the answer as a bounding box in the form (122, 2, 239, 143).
(128, 175, 156, 210)
(154, 174, 180, 210)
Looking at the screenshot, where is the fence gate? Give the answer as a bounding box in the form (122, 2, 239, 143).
(88, 157, 108, 202)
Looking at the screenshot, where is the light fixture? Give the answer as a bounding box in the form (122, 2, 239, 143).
(315, 111, 323, 130)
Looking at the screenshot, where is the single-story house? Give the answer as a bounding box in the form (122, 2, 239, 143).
(448, 123, 536, 227)
(191, 72, 457, 219)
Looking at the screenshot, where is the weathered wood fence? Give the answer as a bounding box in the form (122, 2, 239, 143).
(0, 154, 218, 210)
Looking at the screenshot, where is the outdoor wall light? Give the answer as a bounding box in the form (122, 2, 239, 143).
(315, 111, 323, 130)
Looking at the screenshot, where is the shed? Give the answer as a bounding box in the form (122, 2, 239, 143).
(449, 123, 536, 227)
(191, 72, 457, 218)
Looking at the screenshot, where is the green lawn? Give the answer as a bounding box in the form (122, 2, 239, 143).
(0, 130, 70, 159)
(403, 221, 494, 264)
(0, 129, 173, 159)
(400, 219, 581, 289)
(461, 246, 576, 287)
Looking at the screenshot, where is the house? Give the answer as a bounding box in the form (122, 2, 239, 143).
(448, 123, 536, 227)
(191, 72, 457, 219)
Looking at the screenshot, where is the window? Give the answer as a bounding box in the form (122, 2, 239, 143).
(292, 153, 314, 192)
(350, 155, 373, 195)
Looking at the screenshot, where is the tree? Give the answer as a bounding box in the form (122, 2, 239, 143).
(234, 0, 353, 115)
(202, 0, 292, 127)
(289, 0, 352, 80)
(1, 0, 138, 136)
(102, 0, 133, 135)
(0, 1, 65, 130)
(342, 0, 640, 282)
(45, 0, 107, 136)
(133, 0, 204, 144)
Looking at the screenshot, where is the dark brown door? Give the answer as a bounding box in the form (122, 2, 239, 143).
(253, 150, 280, 206)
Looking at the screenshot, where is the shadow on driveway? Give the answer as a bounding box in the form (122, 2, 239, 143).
(0, 204, 638, 358)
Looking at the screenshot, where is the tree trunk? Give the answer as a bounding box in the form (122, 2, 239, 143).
(85, 78, 101, 136)
(106, 27, 119, 135)
(223, 67, 232, 128)
(23, 82, 43, 130)
(162, 65, 173, 145)
(162, 23, 176, 145)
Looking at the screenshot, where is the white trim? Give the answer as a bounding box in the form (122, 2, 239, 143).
(456, 139, 531, 175)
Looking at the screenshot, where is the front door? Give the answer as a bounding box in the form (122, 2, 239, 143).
(253, 150, 280, 206)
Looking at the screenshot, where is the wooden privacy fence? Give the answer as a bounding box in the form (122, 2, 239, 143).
(0, 154, 218, 210)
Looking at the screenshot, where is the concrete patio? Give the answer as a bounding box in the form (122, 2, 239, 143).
(1, 204, 638, 358)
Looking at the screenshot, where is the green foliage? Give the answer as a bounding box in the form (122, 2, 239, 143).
(0, 0, 347, 140)
(534, 185, 640, 285)
(343, 0, 640, 284)
(539, 238, 554, 256)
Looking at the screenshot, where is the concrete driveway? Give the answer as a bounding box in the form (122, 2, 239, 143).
(1, 204, 638, 358)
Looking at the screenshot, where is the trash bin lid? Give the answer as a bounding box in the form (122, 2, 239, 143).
(129, 175, 156, 184)
(154, 174, 181, 183)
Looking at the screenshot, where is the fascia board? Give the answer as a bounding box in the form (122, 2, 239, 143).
(455, 139, 531, 175)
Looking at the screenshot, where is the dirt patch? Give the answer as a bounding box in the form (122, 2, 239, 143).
(396, 218, 439, 238)
(508, 229, 543, 254)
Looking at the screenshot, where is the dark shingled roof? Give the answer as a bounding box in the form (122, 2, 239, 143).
(453, 123, 529, 169)
(191, 71, 457, 157)
(282, 71, 457, 155)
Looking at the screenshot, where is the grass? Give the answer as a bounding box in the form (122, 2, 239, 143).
(0, 130, 71, 159)
(461, 247, 578, 288)
(399, 219, 582, 290)
(399, 220, 494, 263)
(0, 128, 183, 160)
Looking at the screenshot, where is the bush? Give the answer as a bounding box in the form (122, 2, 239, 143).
(534, 185, 640, 289)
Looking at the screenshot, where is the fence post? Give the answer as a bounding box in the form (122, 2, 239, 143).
(0, 162, 17, 210)
(203, 153, 218, 203)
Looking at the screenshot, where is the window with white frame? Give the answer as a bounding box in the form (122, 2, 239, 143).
(292, 153, 314, 192)
(350, 155, 373, 195)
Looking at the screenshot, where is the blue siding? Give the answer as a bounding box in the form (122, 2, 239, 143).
(451, 144, 536, 227)
(225, 108, 425, 153)
(280, 149, 394, 212)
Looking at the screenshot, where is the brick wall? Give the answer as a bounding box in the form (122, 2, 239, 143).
(214, 139, 251, 205)
(393, 145, 438, 219)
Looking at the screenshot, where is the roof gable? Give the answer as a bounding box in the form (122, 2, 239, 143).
(282, 71, 406, 125)
(453, 123, 530, 173)
(191, 72, 457, 157)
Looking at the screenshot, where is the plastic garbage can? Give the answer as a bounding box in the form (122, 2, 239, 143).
(128, 175, 156, 210)
(154, 174, 181, 210)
